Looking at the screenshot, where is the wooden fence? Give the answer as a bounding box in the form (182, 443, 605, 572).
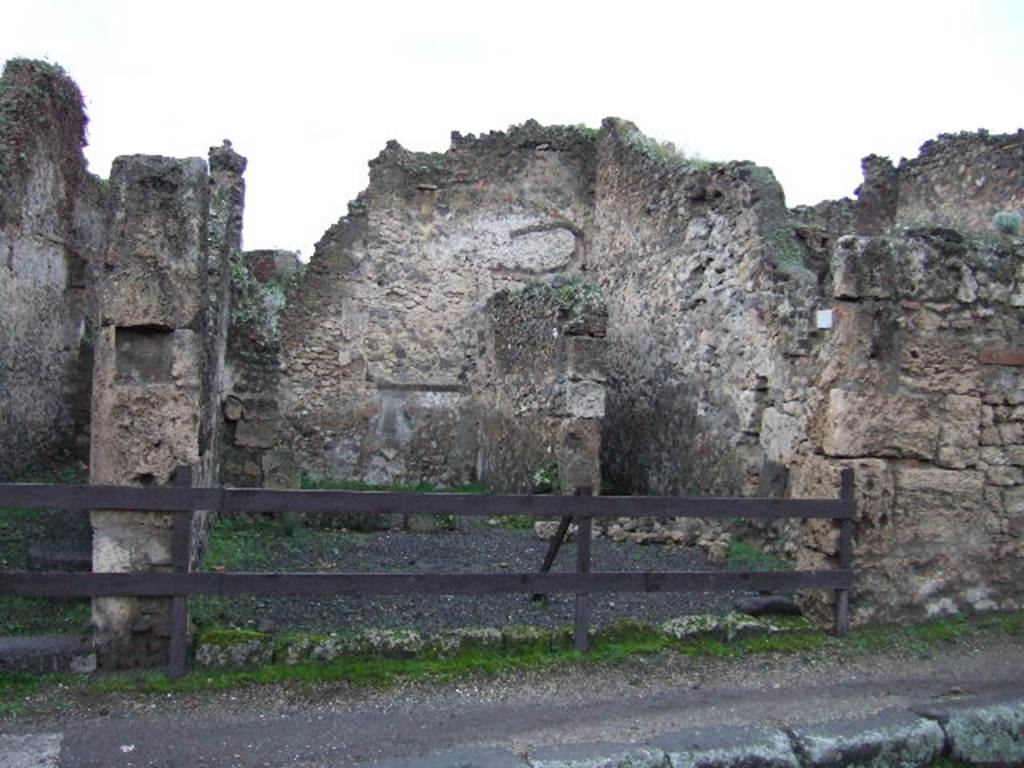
(0, 468, 855, 677)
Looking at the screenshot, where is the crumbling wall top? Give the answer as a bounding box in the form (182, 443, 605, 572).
(0, 59, 89, 227)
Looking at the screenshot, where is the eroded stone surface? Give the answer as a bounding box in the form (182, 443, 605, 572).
(789, 710, 944, 767)
(528, 742, 667, 768)
(944, 698, 1024, 766)
(651, 725, 798, 768)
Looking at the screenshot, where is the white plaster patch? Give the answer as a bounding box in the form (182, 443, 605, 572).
(443, 212, 577, 272)
(964, 585, 997, 611)
(0, 733, 62, 768)
(408, 391, 461, 409)
(925, 597, 959, 617)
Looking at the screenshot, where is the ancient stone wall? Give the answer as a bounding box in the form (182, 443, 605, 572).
(588, 119, 822, 497)
(477, 281, 607, 494)
(0, 60, 105, 480)
(6, 55, 1002, 632)
(893, 131, 1024, 233)
(791, 229, 1024, 624)
(222, 249, 300, 487)
(807, 131, 1024, 241)
(275, 123, 597, 486)
(89, 145, 241, 667)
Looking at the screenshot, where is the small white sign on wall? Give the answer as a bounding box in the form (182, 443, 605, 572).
(816, 308, 834, 330)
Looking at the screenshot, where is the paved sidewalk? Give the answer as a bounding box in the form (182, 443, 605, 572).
(1, 634, 1022, 767)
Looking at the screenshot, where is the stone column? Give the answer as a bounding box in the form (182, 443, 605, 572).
(203, 141, 247, 487)
(89, 154, 211, 668)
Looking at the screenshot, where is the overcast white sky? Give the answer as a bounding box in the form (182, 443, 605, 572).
(2, 1, 1022, 257)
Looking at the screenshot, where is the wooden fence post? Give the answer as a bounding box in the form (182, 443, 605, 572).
(835, 467, 855, 636)
(574, 486, 593, 654)
(168, 464, 193, 678)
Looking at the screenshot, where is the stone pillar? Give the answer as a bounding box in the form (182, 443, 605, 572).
(853, 154, 898, 236)
(89, 154, 211, 668)
(204, 141, 247, 487)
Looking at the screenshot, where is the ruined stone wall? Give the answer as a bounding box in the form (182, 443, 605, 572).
(90, 145, 240, 667)
(477, 281, 607, 494)
(893, 131, 1024, 233)
(275, 123, 597, 486)
(203, 142, 247, 486)
(811, 131, 1024, 241)
(217, 114, 1022, 627)
(791, 229, 1024, 624)
(0, 60, 105, 480)
(588, 119, 822, 497)
(222, 249, 300, 487)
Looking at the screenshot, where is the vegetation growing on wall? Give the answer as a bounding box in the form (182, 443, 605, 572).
(230, 256, 305, 339)
(0, 59, 86, 224)
(555, 275, 605, 327)
(609, 118, 720, 174)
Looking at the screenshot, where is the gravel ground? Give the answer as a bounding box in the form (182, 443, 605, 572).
(197, 517, 748, 634)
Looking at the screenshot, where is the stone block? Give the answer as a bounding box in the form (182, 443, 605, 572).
(528, 742, 667, 768)
(899, 335, 981, 394)
(566, 335, 607, 382)
(892, 467, 988, 548)
(832, 237, 897, 299)
(565, 381, 606, 418)
(369, 746, 527, 768)
(823, 389, 939, 459)
(649, 724, 798, 768)
(195, 633, 274, 669)
(558, 418, 601, 493)
(234, 417, 281, 449)
(0, 635, 96, 675)
(100, 155, 209, 329)
(929, 697, 1024, 766)
(936, 394, 982, 469)
(222, 395, 244, 421)
(789, 710, 944, 767)
(262, 447, 299, 489)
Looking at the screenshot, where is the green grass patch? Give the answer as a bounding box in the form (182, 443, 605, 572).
(0, 464, 92, 636)
(726, 539, 793, 572)
(0, 597, 91, 636)
(488, 515, 535, 531)
(0, 671, 53, 717)
(4, 611, 1024, 717)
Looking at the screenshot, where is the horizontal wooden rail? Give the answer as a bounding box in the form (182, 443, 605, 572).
(0, 484, 854, 520)
(0, 569, 853, 598)
(0, 467, 857, 677)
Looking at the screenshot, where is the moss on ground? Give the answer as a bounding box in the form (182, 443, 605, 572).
(198, 628, 271, 647)
(726, 539, 793, 572)
(2, 610, 1023, 718)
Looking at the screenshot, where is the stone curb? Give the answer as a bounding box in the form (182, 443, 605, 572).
(0, 635, 96, 675)
(192, 613, 802, 670)
(361, 695, 1024, 768)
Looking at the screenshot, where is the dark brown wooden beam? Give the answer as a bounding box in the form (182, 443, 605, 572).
(0, 485, 855, 520)
(168, 465, 194, 679)
(1, 569, 854, 598)
(575, 515, 593, 653)
(0, 484, 222, 512)
(835, 467, 856, 636)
